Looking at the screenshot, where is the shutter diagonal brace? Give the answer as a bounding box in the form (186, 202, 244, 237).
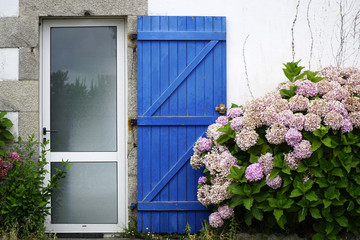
(143, 40, 219, 117)
(141, 133, 206, 202)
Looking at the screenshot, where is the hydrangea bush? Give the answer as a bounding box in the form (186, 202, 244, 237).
(191, 61, 360, 239)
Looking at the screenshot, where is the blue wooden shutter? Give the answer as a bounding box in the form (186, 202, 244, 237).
(137, 16, 226, 233)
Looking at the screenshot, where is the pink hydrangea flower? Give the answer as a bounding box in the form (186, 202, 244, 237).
(245, 163, 264, 182)
(216, 116, 229, 126)
(230, 117, 244, 131)
(209, 212, 224, 228)
(285, 128, 302, 146)
(227, 107, 243, 118)
(293, 140, 312, 159)
(257, 153, 274, 175)
(295, 80, 318, 97)
(194, 137, 212, 152)
(266, 174, 283, 189)
(341, 118, 353, 133)
(198, 176, 207, 185)
(218, 204, 234, 219)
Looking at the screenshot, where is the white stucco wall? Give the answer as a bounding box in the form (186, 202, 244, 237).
(0, 48, 19, 81)
(0, 0, 19, 17)
(149, 0, 360, 106)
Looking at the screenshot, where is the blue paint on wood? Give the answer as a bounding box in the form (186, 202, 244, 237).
(137, 16, 226, 233)
(137, 116, 218, 126)
(138, 202, 209, 211)
(138, 32, 226, 40)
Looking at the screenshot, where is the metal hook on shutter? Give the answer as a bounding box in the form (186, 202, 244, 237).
(215, 104, 227, 114)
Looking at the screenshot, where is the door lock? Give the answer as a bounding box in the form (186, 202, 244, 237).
(215, 104, 227, 114)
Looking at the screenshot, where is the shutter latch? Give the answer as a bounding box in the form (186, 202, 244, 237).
(215, 104, 227, 114)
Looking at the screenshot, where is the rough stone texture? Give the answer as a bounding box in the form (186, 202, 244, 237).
(20, 0, 147, 17)
(127, 48, 137, 81)
(0, 48, 19, 81)
(19, 111, 39, 140)
(127, 142, 137, 176)
(127, 174, 137, 220)
(0, 17, 39, 47)
(19, 47, 39, 80)
(0, 81, 38, 111)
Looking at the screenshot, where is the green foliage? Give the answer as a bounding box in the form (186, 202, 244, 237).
(282, 60, 323, 83)
(0, 112, 14, 156)
(0, 136, 69, 238)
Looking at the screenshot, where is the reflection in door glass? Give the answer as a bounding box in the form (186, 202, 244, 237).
(50, 27, 117, 152)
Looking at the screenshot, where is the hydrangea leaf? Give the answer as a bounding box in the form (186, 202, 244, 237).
(305, 191, 319, 202)
(298, 207, 307, 222)
(268, 168, 281, 180)
(331, 168, 344, 177)
(230, 195, 245, 208)
(251, 206, 263, 221)
(319, 158, 334, 172)
(289, 189, 303, 198)
(335, 216, 349, 227)
(244, 210, 253, 226)
(243, 197, 254, 210)
(273, 154, 285, 168)
(310, 167, 324, 177)
(309, 208, 321, 219)
(313, 125, 329, 138)
(325, 222, 335, 236)
(277, 214, 287, 229)
(273, 208, 283, 222)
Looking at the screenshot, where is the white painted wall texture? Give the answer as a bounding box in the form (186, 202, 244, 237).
(149, 0, 360, 107)
(0, 48, 19, 81)
(0, 0, 19, 17)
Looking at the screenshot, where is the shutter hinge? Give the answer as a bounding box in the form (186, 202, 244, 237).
(130, 33, 137, 40)
(130, 118, 137, 126)
(130, 203, 137, 210)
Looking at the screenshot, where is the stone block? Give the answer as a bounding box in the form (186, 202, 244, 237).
(19, 111, 39, 140)
(0, 0, 19, 17)
(127, 47, 137, 80)
(20, 0, 147, 17)
(0, 48, 19, 81)
(0, 17, 39, 47)
(128, 174, 137, 207)
(127, 142, 137, 176)
(19, 47, 39, 80)
(0, 81, 38, 112)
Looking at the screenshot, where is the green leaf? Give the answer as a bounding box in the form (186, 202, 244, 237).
(2, 130, 14, 140)
(273, 209, 283, 222)
(319, 158, 334, 172)
(273, 154, 285, 168)
(282, 167, 291, 175)
(268, 198, 278, 208)
(316, 178, 328, 188)
(227, 166, 245, 180)
(305, 191, 319, 201)
(290, 189, 303, 198)
(244, 210, 253, 226)
(309, 208, 322, 219)
(251, 206, 264, 221)
(322, 136, 338, 148)
(227, 183, 244, 195)
(310, 167, 324, 177)
(277, 215, 287, 229)
(313, 125, 329, 138)
(249, 154, 259, 163)
(323, 199, 332, 208)
(243, 197, 254, 210)
(298, 207, 307, 222)
(230, 195, 245, 208)
(253, 191, 270, 202)
(296, 163, 308, 173)
(268, 168, 281, 180)
(325, 222, 335, 235)
(312, 233, 325, 240)
(331, 168, 344, 177)
(216, 134, 231, 143)
(335, 216, 349, 227)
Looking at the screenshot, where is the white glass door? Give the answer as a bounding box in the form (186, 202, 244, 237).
(42, 19, 126, 233)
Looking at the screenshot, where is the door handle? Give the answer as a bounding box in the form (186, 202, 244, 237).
(42, 127, 58, 135)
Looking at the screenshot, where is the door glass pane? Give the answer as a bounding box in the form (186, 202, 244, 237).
(50, 27, 117, 152)
(51, 162, 118, 224)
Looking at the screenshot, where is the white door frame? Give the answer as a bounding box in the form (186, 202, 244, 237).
(40, 18, 127, 233)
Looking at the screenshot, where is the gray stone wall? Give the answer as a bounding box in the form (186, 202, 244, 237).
(0, 0, 146, 227)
